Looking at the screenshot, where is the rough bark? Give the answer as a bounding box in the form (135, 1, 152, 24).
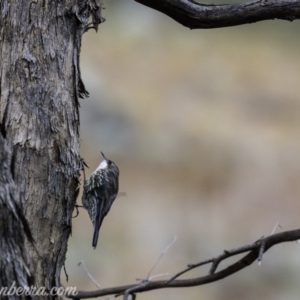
(135, 0, 300, 29)
(0, 134, 33, 299)
(0, 0, 103, 296)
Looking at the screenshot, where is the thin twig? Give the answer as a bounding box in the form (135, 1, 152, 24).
(257, 242, 266, 266)
(209, 242, 260, 274)
(271, 222, 282, 235)
(146, 235, 177, 280)
(122, 280, 149, 300)
(165, 257, 215, 284)
(147, 273, 169, 281)
(78, 260, 109, 300)
(118, 236, 177, 299)
(78, 260, 101, 289)
(258, 223, 282, 266)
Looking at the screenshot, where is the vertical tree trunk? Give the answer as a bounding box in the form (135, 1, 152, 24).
(0, 134, 33, 299)
(0, 0, 102, 294)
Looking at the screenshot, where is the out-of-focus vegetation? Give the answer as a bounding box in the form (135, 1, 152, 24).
(63, 1, 300, 299)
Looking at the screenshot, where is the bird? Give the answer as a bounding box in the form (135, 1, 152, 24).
(82, 152, 119, 248)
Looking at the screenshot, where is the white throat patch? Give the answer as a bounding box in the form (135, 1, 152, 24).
(98, 159, 108, 170)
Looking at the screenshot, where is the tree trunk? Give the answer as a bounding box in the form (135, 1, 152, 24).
(0, 134, 33, 299)
(0, 0, 102, 295)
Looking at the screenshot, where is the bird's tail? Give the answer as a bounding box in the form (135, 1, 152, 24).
(92, 225, 100, 249)
(92, 208, 104, 249)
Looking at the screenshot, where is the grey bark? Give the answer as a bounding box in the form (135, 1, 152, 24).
(135, 0, 300, 29)
(0, 0, 103, 296)
(0, 134, 33, 299)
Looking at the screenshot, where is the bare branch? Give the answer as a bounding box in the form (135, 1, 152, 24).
(134, 0, 300, 29)
(66, 228, 300, 299)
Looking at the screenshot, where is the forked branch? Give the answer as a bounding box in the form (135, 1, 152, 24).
(65, 228, 300, 299)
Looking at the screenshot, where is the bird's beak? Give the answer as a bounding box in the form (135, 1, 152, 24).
(101, 152, 108, 162)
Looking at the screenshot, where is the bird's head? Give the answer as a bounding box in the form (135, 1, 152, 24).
(98, 152, 119, 175)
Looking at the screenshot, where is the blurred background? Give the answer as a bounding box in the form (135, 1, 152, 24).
(63, 1, 300, 299)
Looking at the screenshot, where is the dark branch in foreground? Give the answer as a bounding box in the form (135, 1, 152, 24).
(66, 229, 300, 299)
(134, 0, 300, 29)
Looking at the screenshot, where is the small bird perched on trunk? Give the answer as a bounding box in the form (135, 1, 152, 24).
(82, 152, 119, 248)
